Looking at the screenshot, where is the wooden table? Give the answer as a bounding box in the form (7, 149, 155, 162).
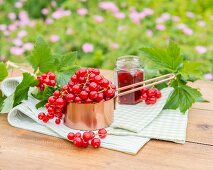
(0, 69, 213, 170)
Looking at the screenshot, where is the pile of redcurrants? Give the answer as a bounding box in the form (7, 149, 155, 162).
(37, 68, 116, 125)
(140, 87, 162, 105)
(67, 128, 107, 148)
(36, 72, 56, 91)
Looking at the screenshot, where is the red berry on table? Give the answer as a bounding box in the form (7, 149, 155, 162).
(82, 140, 89, 148)
(79, 91, 88, 100)
(91, 138, 101, 148)
(56, 98, 65, 107)
(72, 84, 81, 94)
(141, 87, 148, 94)
(92, 68, 100, 75)
(89, 91, 98, 100)
(73, 137, 83, 147)
(67, 132, 75, 140)
(149, 97, 157, 104)
(141, 93, 148, 100)
(65, 93, 75, 102)
(83, 132, 91, 142)
(89, 131, 95, 139)
(48, 96, 56, 104)
(145, 99, 151, 105)
(38, 112, 45, 120)
(71, 75, 78, 83)
(75, 96, 82, 103)
(105, 89, 115, 98)
(155, 90, 161, 98)
(147, 88, 156, 97)
(75, 132, 81, 138)
(94, 75, 102, 83)
(89, 82, 98, 91)
(53, 90, 60, 98)
(55, 118, 61, 125)
(41, 74, 47, 79)
(98, 128, 107, 139)
(42, 116, 49, 123)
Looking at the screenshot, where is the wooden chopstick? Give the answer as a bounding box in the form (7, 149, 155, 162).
(117, 73, 175, 97)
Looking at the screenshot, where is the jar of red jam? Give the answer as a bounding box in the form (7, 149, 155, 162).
(115, 56, 144, 105)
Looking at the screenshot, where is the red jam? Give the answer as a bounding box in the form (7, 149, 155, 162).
(117, 69, 144, 104)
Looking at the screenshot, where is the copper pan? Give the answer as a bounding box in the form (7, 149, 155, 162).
(64, 73, 175, 131)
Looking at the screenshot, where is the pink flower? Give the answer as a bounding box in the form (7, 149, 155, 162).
(12, 38, 23, 46)
(204, 73, 213, 81)
(156, 17, 165, 23)
(41, 8, 49, 15)
(186, 11, 194, 18)
(161, 13, 170, 20)
(23, 43, 33, 51)
(0, 24, 6, 31)
(66, 28, 73, 35)
(45, 18, 54, 24)
(110, 43, 119, 49)
(8, 24, 17, 31)
(195, 46, 207, 54)
(50, 35, 60, 42)
(93, 15, 104, 23)
(10, 47, 25, 56)
(18, 11, 30, 26)
(114, 12, 125, 19)
(8, 12, 16, 20)
(3, 30, 10, 36)
(82, 43, 94, 53)
(77, 8, 88, 16)
(156, 24, 165, 31)
(177, 23, 187, 30)
(143, 8, 154, 16)
(17, 30, 27, 38)
(211, 15, 213, 20)
(172, 16, 180, 22)
(182, 27, 193, 35)
(197, 20, 206, 27)
(129, 11, 141, 24)
(52, 8, 71, 19)
(146, 29, 153, 37)
(99, 2, 119, 13)
(15, 1, 23, 8)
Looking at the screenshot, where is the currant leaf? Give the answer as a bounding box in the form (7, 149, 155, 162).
(27, 37, 56, 73)
(0, 62, 8, 81)
(13, 73, 38, 106)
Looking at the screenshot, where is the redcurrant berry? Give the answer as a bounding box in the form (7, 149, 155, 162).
(65, 93, 75, 102)
(38, 112, 45, 120)
(73, 137, 83, 147)
(96, 93, 104, 102)
(92, 68, 100, 75)
(91, 138, 101, 148)
(94, 75, 102, 83)
(147, 88, 156, 97)
(75, 96, 82, 103)
(72, 84, 81, 94)
(53, 90, 60, 98)
(71, 75, 78, 83)
(155, 90, 161, 98)
(67, 132, 75, 140)
(82, 140, 89, 148)
(141, 87, 149, 94)
(55, 118, 61, 124)
(98, 128, 107, 139)
(89, 82, 98, 91)
(83, 132, 91, 142)
(89, 131, 95, 139)
(75, 132, 81, 138)
(48, 72, 56, 80)
(79, 91, 88, 100)
(48, 96, 56, 104)
(89, 91, 98, 100)
(56, 98, 65, 107)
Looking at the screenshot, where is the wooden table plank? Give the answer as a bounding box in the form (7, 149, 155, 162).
(0, 68, 213, 170)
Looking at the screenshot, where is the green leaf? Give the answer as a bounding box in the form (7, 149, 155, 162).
(1, 94, 14, 113)
(57, 51, 78, 71)
(0, 62, 8, 81)
(13, 73, 38, 106)
(140, 41, 183, 71)
(56, 65, 80, 86)
(33, 86, 56, 109)
(164, 84, 202, 113)
(179, 61, 202, 81)
(27, 37, 56, 73)
(0, 91, 6, 112)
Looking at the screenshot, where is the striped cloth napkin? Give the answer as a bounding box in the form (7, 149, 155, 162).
(1, 77, 188, 154)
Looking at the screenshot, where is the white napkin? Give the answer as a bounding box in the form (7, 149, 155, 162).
(1, 77, 188, 154)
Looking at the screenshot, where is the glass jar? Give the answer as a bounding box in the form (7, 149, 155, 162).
(115, 56, 144, 105)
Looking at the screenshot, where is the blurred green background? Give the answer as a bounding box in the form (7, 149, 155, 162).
(0, 0, 212, 79)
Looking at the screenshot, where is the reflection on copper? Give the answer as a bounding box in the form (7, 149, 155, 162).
(64, 97, 116, 131)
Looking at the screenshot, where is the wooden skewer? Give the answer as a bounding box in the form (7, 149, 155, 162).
(117, 73, 175, 97)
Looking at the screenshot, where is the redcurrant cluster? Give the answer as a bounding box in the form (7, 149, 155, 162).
(38, 90, 66, 124)
(65, 68, 116, 103)
(37, 72, 56, 91)
(141, 87, 161, 105)
(67, 128, 107, 148)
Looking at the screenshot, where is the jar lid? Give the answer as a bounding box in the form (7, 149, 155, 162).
(116, 55, 141, 69)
